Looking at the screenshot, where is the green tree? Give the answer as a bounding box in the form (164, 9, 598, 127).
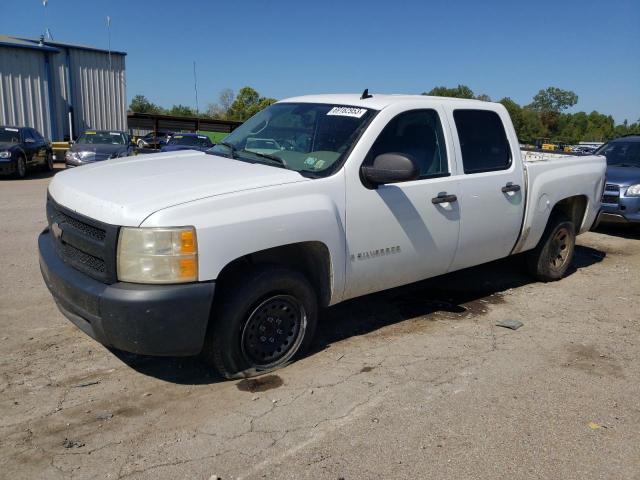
(528, 87, 578, 138)
(167, 104, 196, 117)
(227, 87, 276, 121)
(206, 88, 235, 119)
(518, 108, 547, 143)
(530, 87, 578, 113)
(476, 93, 492, 102)
(128, 95, 163, 114)
(499, 97, 523, 135)
(423, 85, 475, 99)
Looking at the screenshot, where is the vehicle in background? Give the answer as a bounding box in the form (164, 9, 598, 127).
(65, 130, 134, 168)
(160, 133, 214, 152)
(572, 145, 598, 155)
(39, 93, 606, 379)
(136, 131, 173, 149)
(595, 135, 640, 226)
(0, 126, 54, 178)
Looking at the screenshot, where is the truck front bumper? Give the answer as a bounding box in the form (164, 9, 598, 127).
(38, 229, 215, 356)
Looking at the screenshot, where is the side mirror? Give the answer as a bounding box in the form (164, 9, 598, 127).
(361, 153, 419, 187)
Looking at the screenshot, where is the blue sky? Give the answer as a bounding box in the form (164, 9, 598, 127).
(2, 0, 639, 122)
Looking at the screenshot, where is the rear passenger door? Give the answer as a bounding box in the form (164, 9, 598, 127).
(31, 129, 48, 165)
(21, 129, 39, 164)
(448, 109, 525, 270)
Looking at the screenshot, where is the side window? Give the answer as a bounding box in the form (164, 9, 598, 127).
(453, 110, 511, 173)
(22, 129, 34, 142)
(367, 109, 449, 178)
(32, 129, 44, 142)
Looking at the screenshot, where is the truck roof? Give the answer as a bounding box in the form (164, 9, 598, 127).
(279, 93, 492, 110)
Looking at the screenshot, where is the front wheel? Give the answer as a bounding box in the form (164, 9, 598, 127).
(14, 155, 26, 179)
(202, 266, 318, 379)
(43, 152, 54, 172)
(526, 213, 575, 281)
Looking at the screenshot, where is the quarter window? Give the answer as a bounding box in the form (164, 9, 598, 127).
(367, 109, 449, 178)
(453, 110, 511, 173)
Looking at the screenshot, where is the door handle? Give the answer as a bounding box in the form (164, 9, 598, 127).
(431, 193, 458, 204)
(501, 182, 521, 193)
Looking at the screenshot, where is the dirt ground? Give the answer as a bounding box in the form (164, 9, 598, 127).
(1, 166, 639, 480)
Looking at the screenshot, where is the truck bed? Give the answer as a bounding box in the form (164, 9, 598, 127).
(513, 151, 606, 254)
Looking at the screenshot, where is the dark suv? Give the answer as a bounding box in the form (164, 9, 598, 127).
(0, 126, 54, 178)
(596, 135, 640, 226)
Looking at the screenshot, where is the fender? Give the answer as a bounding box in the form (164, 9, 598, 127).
(141, 171, 348, 305)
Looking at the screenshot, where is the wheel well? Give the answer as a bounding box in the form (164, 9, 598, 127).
(216, 242, 333, 307)
(550, 195, 588, 233)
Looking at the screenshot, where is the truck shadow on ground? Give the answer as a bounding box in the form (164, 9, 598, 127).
(112, 245, 606, 384)
(594, 224, 640, 240)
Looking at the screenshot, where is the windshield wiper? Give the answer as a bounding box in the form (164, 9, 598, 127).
(214, 142, 237, 159)
(241, 150, 288, 168)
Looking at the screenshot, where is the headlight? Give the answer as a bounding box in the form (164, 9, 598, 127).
(65, 151, 79, 161)
(117, 227, 198, 284)
(626, 184, 640, 197)
(0, 151, 11, 158)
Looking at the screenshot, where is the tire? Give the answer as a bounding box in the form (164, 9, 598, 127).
(43, 152, 54, 172)
(137, 139, 145, 149)
(14, 155, 26, 179)
(202, 265, 318, 379)
(526, 213, 575, 281)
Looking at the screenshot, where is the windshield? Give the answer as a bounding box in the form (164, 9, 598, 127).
(207, 103, 375, 176)
(168, 135, 212, 147)
(77, 131, 126, 145)
(596, 140, 640, 167)
(0, 128, 20, 143)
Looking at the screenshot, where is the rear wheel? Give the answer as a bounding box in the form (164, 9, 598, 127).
(14, 155, 26, 179)
(526, 213, 575, 281)
(202, 265, 318, 379)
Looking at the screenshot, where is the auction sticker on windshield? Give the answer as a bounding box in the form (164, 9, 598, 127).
(327, 106, 368, 118)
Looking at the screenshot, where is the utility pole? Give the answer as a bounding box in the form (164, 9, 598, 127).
(43, 0, 54, 40)
(106, 16, 112, 70)
(193, 61, 200, 118)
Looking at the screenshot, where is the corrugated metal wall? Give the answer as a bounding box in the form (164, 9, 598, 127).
(0, 43, 126, 141)
(50, 49, 70, 139)
(68, 49, 126, 135)
(0, 46, 52, 138)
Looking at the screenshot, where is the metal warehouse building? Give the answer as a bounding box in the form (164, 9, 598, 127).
(0, 35, 126, 141)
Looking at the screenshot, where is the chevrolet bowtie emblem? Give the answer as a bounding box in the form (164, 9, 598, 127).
(51, 222, 63, 240)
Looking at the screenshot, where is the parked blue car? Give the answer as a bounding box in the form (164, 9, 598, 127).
(0, 126, 54, 178)
(596, 135, 640, 226)
(160, 133, 214, 152)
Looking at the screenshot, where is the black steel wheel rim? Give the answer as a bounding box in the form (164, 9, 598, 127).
(18, 158, 25, 177)
(241, 295, 306, 368)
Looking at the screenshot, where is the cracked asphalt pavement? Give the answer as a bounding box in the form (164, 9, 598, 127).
(1, 167, 639, 479)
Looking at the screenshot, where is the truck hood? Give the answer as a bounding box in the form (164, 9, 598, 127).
(606, 165, 640, 187)
(48, 150, 308, 226)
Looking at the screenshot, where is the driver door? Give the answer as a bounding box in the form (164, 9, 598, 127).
(344, 108, 461, 300)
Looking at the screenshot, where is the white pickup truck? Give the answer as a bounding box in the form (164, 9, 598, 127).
(39, 93, 606, 378)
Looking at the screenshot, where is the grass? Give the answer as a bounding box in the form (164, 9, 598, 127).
(198, 131, 229, 144)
